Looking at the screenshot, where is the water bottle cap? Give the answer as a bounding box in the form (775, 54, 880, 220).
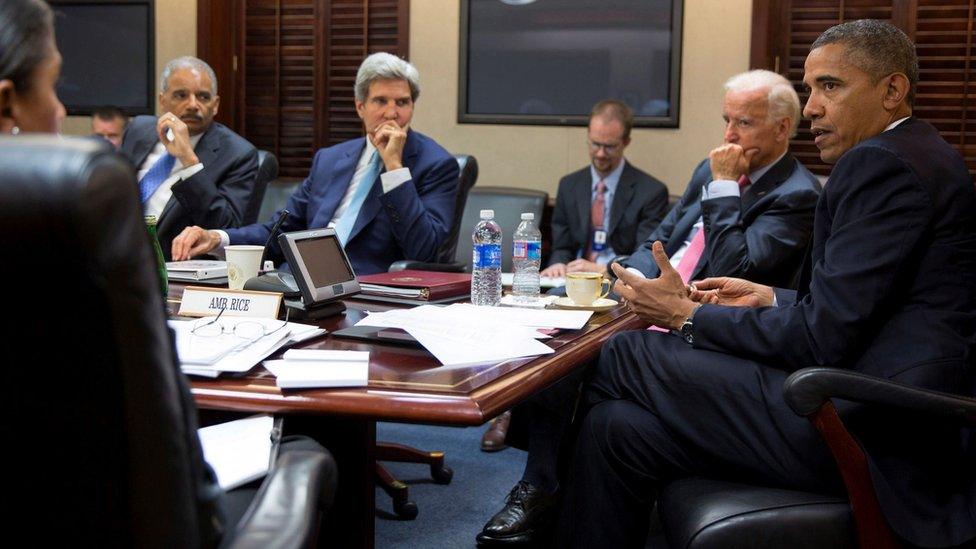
(480, 209, 494, 219)
(521, 212, 534, 220)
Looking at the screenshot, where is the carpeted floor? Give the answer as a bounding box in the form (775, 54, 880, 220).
(374, 422, 526, 548)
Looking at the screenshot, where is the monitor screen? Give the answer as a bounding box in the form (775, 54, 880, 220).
(50, 1, 154, 115)
(295, 236, 355, 288)
(460, 0, 683, 127)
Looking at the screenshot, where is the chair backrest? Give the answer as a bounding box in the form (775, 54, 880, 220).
(0, 136, 219, 546)
(456, 185, 549, 273)
(245, 149, 279, 224)
(435, 154, 479, 263)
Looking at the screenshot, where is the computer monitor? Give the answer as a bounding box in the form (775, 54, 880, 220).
(277, 229, 360, 306)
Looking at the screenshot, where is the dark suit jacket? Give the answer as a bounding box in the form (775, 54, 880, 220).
(120, 115, 258, 260)
(548, 161, 668, 266)
(227, 130, 458, 275)
(623, 153, 820, 288)
(695, 118, 976, 546)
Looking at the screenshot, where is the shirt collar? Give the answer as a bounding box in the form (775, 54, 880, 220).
(885, 116, 910, 132)
(591, 159, 627, 193)
(747, 150, 787, 185)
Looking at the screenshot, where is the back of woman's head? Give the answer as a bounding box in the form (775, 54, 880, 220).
(0, 0, 54, 92)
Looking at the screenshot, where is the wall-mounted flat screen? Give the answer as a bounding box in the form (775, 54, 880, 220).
(459, 0, 683, 128)
(50, 0, 155, 116)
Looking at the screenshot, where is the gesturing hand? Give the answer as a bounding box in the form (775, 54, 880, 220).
(689, 277, 774, 308)
(611, 241, 697, 329)
(372, 121, 407, 171)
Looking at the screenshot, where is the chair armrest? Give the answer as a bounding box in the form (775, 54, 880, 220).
(784, 367, 976, 425)
(223, 450, 335, 549)
(389, 260, 466, 273)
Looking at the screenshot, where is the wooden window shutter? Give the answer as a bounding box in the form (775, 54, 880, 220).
(753, 0, 976, 181)
(239, 0, 409, 178)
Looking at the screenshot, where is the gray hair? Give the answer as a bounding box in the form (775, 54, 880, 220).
(811, 19, 918, 106)
(160, 56, 218, 95)
(724, 69, 802, 137)
(354, 52, 420, 102)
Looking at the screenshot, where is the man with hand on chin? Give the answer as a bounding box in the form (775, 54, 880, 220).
(558, 20, 976, 549)
(171, 52, 458, 276)
(120, 56, 258, 260)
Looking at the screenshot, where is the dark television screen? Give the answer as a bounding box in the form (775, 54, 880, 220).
(50, 1, 154, 115)
(460, 0, 683, 127)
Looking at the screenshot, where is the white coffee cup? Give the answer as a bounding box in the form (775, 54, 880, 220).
(565, 271, 611, 306)
(225, 245, 264, 290)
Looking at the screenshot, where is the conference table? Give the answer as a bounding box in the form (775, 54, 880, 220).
(172, 285, 646, 548)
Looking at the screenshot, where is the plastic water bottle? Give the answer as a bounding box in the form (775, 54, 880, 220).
(512, 212, 542, 299)
(471, 209, 502, 306)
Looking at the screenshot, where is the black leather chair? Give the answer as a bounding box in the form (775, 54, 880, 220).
(656, 367, 976, 548)
(391, 184, 548, 273)
(0, 136, 334, 548)
(245, 149, 279, 224)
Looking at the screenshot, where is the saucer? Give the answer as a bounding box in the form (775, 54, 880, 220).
(551, 296, 618, 312)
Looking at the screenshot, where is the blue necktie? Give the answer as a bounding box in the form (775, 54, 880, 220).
(139, 152, 176, 203)
(334, 151, 382, 244)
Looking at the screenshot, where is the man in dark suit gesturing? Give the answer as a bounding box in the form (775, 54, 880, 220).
(560, 20, 976, 548)
(540, 100, 669, 279)
(172, 53, 458, 276)
(121, 56, 258, 260)
(620, 69, 820, 289)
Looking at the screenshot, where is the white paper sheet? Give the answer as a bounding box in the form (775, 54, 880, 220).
(264, 357, 369, 388)
(198, 415, 273, 490)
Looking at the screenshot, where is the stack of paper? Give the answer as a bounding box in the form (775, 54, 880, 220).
(263, 349, 369, 388)
(198, 415, 274, 490)
(355, 304, 592, 367)
(170, 317, 326, 377)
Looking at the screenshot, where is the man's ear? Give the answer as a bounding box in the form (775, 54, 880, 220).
(882, 73, 910, 110)
(0, 79, 16, 133)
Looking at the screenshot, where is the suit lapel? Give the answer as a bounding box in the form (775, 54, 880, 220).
(742, 153, 794, 212)
(608, 163, 635, 235)
(130, 127, 158, 173)
(320, 139, 365, 225)
(576, 171, 592, 237)
(159, 126, 220, 227)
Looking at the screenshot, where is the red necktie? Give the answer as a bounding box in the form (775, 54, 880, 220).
(586, 180, 607, 261)
(648, 174, 750, 332)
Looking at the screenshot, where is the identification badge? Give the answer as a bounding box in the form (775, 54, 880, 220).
(591, 229, 607, 251)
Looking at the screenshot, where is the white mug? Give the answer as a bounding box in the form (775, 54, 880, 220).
(225, 245, 264, 290)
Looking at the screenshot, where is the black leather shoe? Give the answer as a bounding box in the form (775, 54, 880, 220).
(476, 481, 557, 546)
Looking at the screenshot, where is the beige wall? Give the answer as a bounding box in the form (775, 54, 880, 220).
(409, 0, 753, 195)
(63, 0, 753, 196)
(61, 0, 197, 136)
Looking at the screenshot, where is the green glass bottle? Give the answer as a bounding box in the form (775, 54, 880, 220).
(144, 215, 169, 298)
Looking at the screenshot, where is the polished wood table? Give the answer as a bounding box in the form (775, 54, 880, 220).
(175, 287, 646, 547)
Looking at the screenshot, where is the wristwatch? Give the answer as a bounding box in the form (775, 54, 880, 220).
(678, 304, 703, 344)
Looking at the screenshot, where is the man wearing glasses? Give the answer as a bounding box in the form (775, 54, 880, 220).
(540, 100, 669, 279)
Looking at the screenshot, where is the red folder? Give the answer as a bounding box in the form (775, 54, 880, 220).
(356, 270, 472, 301)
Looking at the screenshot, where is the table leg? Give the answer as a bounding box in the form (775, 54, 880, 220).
(285, 415, 377, 549)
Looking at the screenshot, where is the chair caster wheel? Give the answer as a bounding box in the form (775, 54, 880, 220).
(431, 464, 453, 484)
(394, 499, 419, 520)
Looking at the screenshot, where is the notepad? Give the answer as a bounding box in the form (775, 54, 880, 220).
(198, 415, 274, 490)
(264, 349, 370, 389)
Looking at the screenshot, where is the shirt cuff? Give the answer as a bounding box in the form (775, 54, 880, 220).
(380, 167, 412, 193)
(702, 179, 740, 200)
(175, 162, 205, 181)
(212, 230, 229, 259)
(626, 267, 647, 279)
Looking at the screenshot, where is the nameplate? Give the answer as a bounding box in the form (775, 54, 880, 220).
(179, 286, 283, 318)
